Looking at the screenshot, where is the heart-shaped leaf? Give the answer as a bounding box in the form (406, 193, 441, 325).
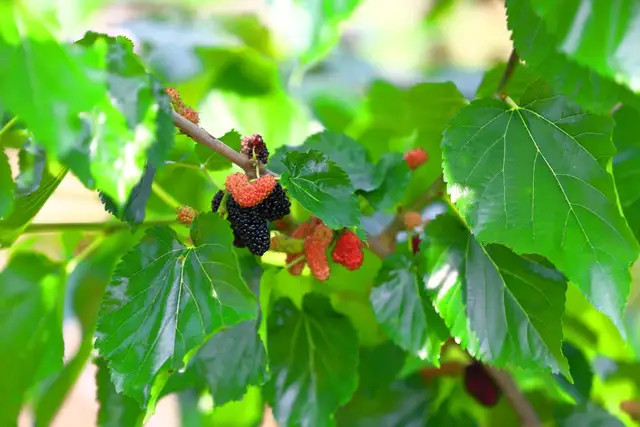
(442, 85, 639, 331)
(422, 214, 570, 375)
(95, 213, 257, 406)
(280, 149, 360, 229)
(265, 293, 359, 426)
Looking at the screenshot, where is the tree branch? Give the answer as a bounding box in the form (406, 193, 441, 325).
(485, 366, 540, 426)
(171, 111, 275, 179)
(496, 49, 520, 100)
(24, 219, 177, 233)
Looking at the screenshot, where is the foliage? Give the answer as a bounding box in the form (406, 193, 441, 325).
(1, 0, 640, 426)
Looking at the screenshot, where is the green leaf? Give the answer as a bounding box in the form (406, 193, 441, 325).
(15, 141, 46, 197)
(265, 293, 359, 427)
(270, 131, 378, 192)
(0, 4, 104, 162)
(442, 87, 639, 331)
(193, 321, 268, 405)
(95, 358, 144, 427)
(95, 213, 257, 406)
(0, 148, 14, 218)
(531, 0, 640, 93)
(612, 106, 640, 241)
(363, 153, 411, 211)
(280, 149, 360, 229)
(557, 403, 623, 427)
(555, 342, 592, 403)
(0, 166, 67, 247)
(475, 62, 540, 102)
(195, 129, 242, 171)
(99, 165, 156, 225)
(75, 32, 174, 205)
(336, 374, 433, 427)
(296, 0, 363, 64)
(370, 250, 449, 363)
(34, 232, 140, 427)
(421, 214, 570, 375)
(506, 0, 637, 113)
(0, 253, 64, 425)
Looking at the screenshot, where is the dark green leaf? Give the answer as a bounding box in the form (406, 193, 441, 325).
(421, 214, 570, 375)
(0, 167, 67, 247)
(0, 148, 13, 218)
(16, 141, 46, 197)
(265, 293, 359, 427)
(357, 342, 406, 397)
(555, 342, 592, 403)
(193, 321, 268, 405)
(363, 153, 411, 211)
(506, 0, 637, 113)
(195, 129, 242, 171)
(336, 374, 432, 427)
(95, 358, 144, 427)
(0, 253, 63, 425)
(612, 106, 640, 241)
(280, 149, 360, 229)
(370, 250, 449, 363)
(95, 213, 257, 406)
(557, 403, 623, 427)
(442, 87, 638, 330)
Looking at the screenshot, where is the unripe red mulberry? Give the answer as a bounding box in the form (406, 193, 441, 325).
(403, 211, 423, 229)
(177, 205, 197, 226)
(305, 223, 333, 281)
(404, 148, 429, 170)
(225, 173, 276, 208)
(286, 221, 315, 276)
(331, 231, 363, 270)
(182, 107, 200, 125)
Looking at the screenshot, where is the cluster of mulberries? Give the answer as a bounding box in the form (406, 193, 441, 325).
(165, 87, 199, 125)
(241, 134, 269, 164)
(212, 173, 291, 256)
(281, 219, 365, 280)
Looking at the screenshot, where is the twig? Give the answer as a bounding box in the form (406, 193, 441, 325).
(24, 219, 177, 233)
(485, 366, 540, 427)
(0, 116, 18, 138)
(171, 111, 276, 179)
(496, 49, 520, 100)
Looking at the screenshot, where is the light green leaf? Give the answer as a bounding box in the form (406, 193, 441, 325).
(442, 87, 639, 331)
(422, 214, 570, 375)
(95, 358, 144, 427)
(193, 321, 268, 405)
(506, 0, 637, 113)
(0, 166, 67, 247)
(612, 106, 640, 241)
(370, 250, 449, 363)
(280, 149, 360, 229)
(265, 293, 359, 427)
(531, 0, 640, 93)
(95, 213, 257, 406)
(0, 149, 14, 218)
(363, 153, 411, 211)
(0, 253, 64, 425)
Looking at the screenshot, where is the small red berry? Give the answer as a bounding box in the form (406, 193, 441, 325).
(304, 222, 333, 281)
(464, 362, 501, 407)
(331, 231, 363, 270)
(182, 107, 200, 125)
(286, 221, 315, 276)
(404, 148, 429, 170)
(225, 173, 277, 208)
(177, 205, 197, 226)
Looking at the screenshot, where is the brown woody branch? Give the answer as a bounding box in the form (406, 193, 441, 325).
(496, 49, 520, 100)
(171, 111, 274, 179)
